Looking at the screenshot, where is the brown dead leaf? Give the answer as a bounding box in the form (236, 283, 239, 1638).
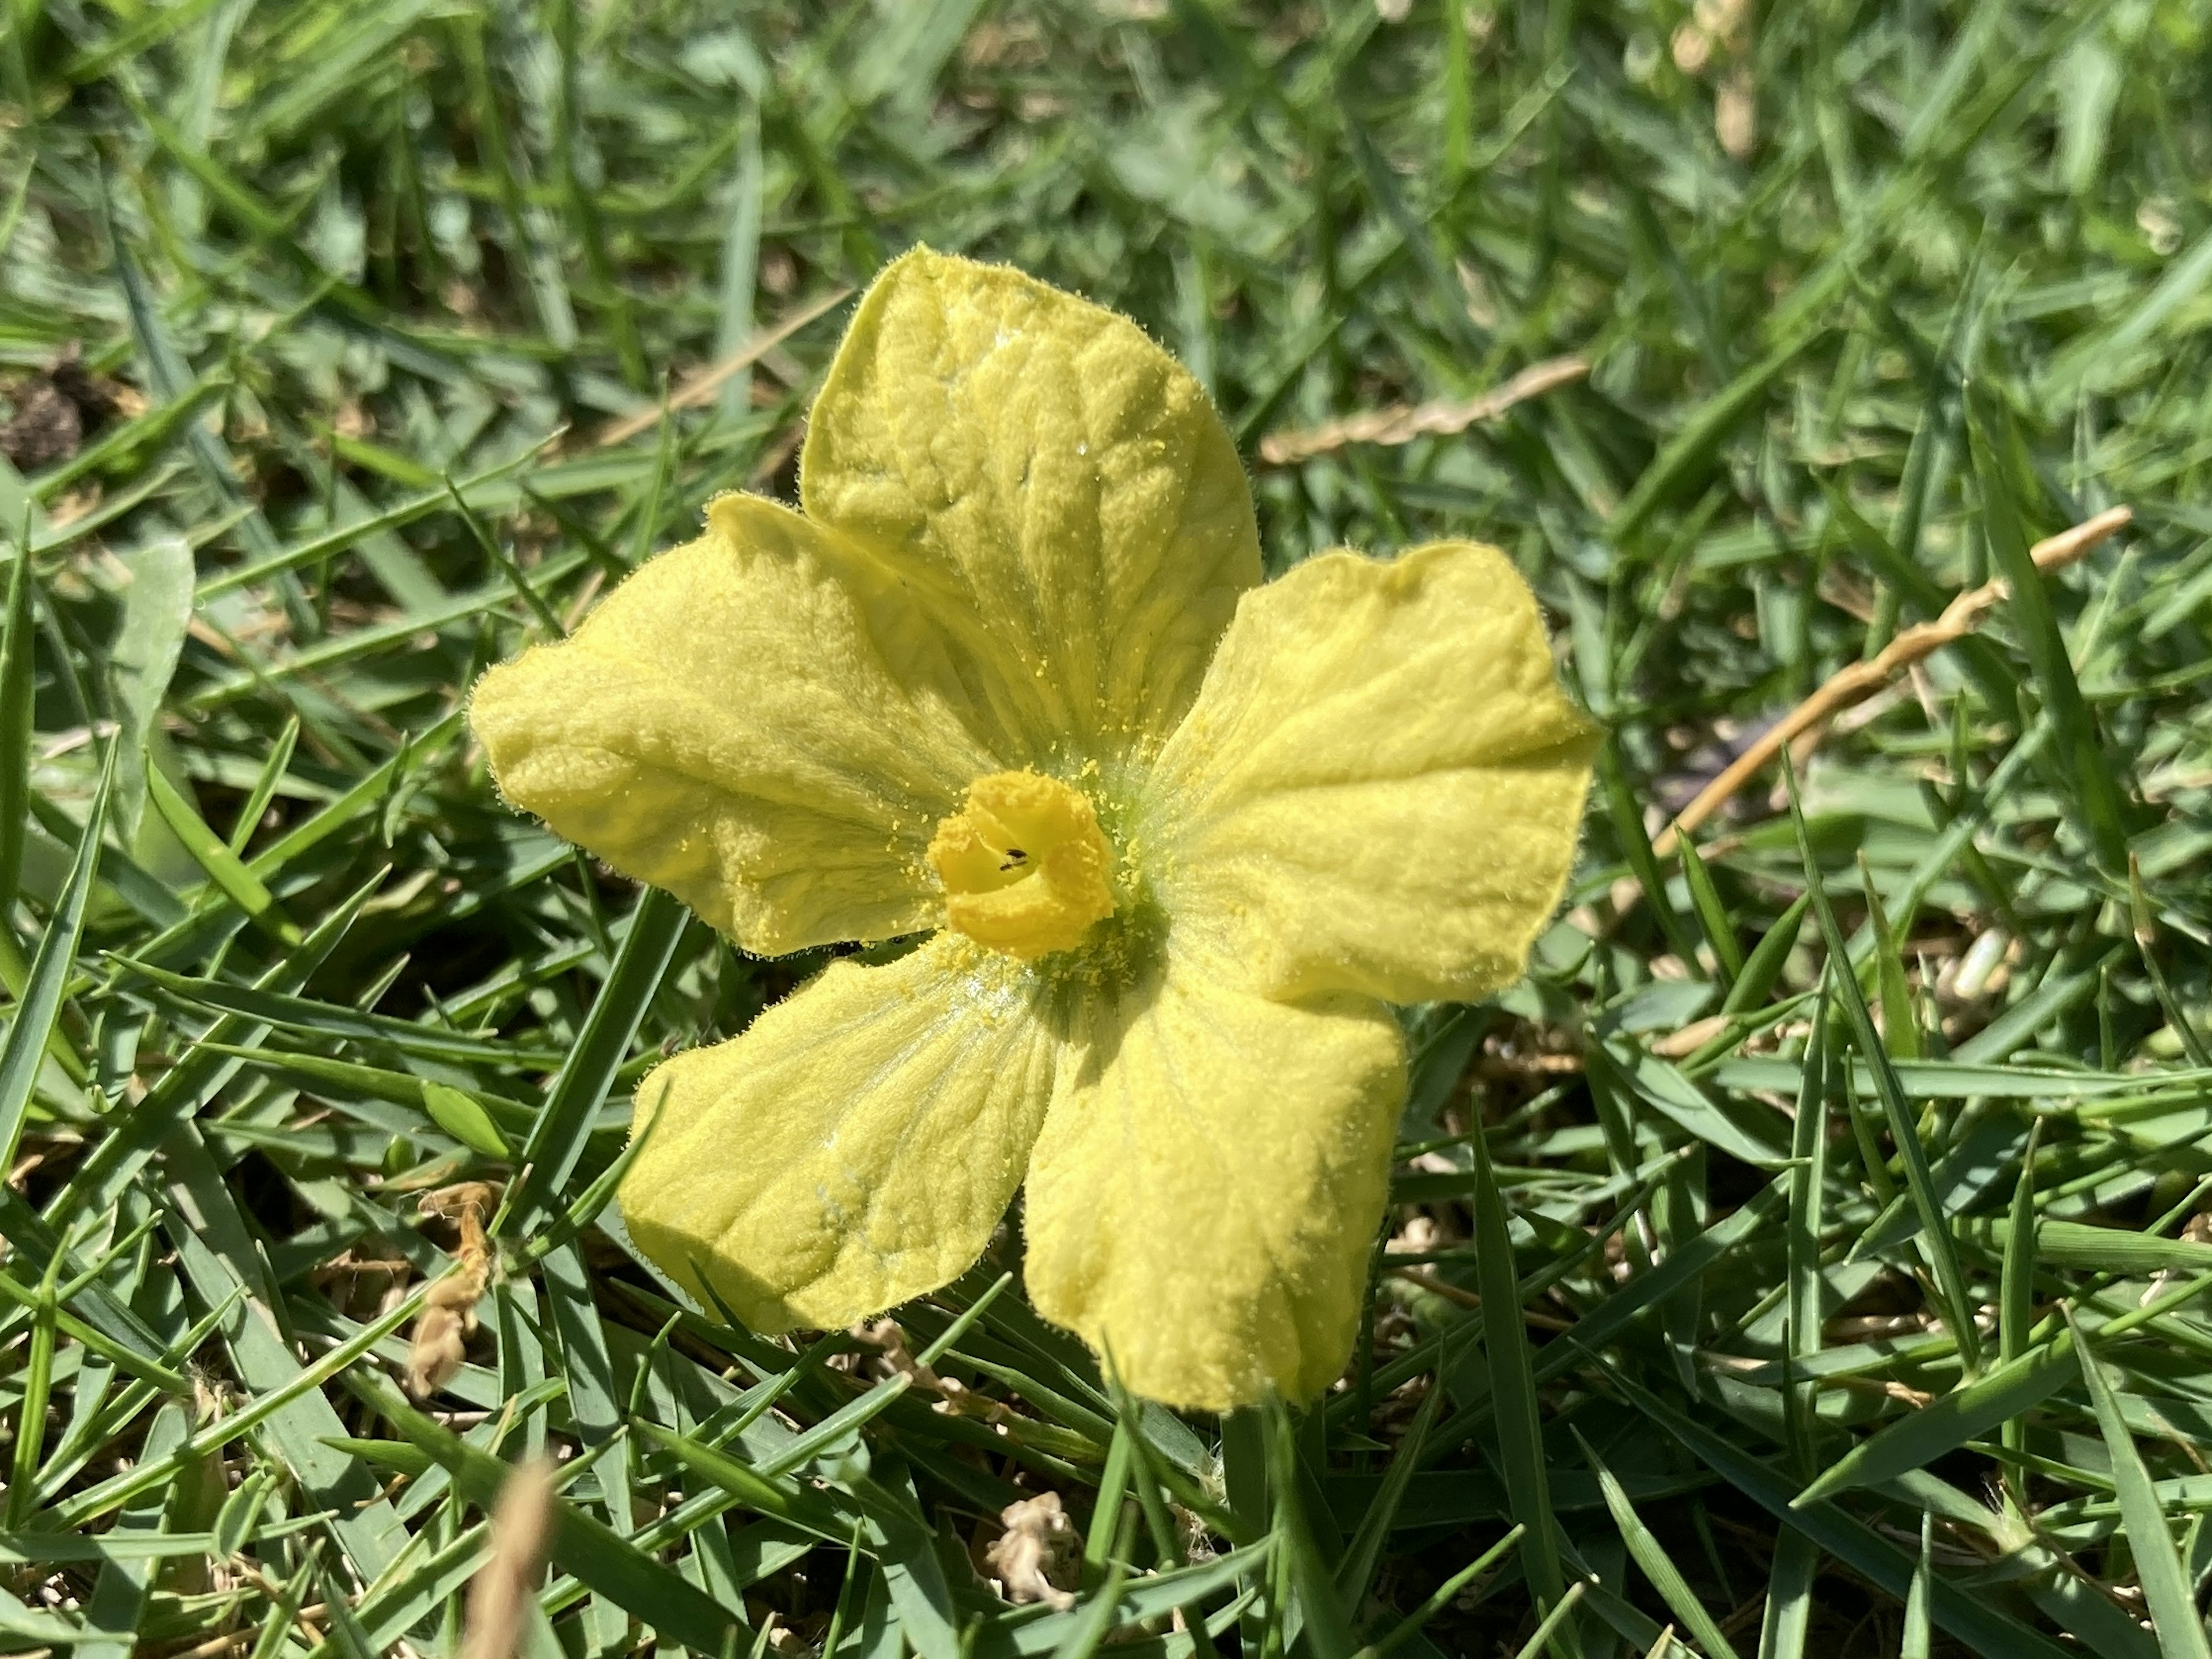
(984, 1492, 1079, 1611)
(851, 1316, 1018, 1427)
(407, 1186, 495, 1397)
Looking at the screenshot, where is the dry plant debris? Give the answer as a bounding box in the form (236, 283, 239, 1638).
(1653, 506, 2134, 855)
(461, 1457, 558, 1659)
(1256, 355, 1590, 465)
(983, 1491, 1081, 1611)
(405, 1184, 496, 1398)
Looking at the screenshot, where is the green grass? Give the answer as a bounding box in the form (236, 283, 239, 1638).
(4, 0, 2212, 1654)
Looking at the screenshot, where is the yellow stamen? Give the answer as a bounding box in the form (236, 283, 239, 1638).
(928, 771, 1115, 960)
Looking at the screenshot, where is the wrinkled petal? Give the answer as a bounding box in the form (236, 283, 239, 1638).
(1022, 948, 1406, 1410)
(471, 495, 999, 955)
(1148, 541, 1597, 1005)
(622, 937, 1056, 1331)
(802, 247, 1260, 764)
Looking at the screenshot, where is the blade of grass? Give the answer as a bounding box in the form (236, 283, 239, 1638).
(0, 747, 110, 1173)
(1469, 1124, 1573, 1646)
(498, 884, 686, 1230)
(2067, 1306, 2212, 1659)
(1966, 392, 2130, 872)
(1787, 760, 1983, 1376)
(1353, 1527, 1523, 1659)
(1572, 1429, 1741, 1659)
(0, 540, 32, 925)
(371, 1381, 747, 1653)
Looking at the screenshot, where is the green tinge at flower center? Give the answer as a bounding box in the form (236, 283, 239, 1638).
(927, 770, 1116, 961)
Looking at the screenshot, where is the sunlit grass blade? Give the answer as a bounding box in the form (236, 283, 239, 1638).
(0, 537, 33, 925)
(0, 747, 109, 1171)
(1571, 1429, 1740, 1659)
(1609, 1366, 2075, 1659)
(1965, 392, 2131, 873)
(2066, 1306, 2212, 1659)
(1787, 762, 1982, 1375)
(373, 1384, 746, 1654)
(1469, 1125, 1574, 1649)
(501, 884, 688, 1231)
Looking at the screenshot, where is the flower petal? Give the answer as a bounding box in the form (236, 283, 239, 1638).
(1022, 952, 1406, 1410)
(471, 494, 999, 955)
(621, 936, 1056, 1331)
(1150, 541, 1598, 1005)
(801, 247, 1260, 762)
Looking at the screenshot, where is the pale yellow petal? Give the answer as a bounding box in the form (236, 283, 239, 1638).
(621, 936, 1056, 1331)
(1022, 948, 1406, 1411)
(471, 495, 999, 956)
(1150, 541, 1598, 1004)
(801, 247, 1260, 763)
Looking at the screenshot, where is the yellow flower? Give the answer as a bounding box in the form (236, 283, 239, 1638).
(469, 249, 1597, 1411)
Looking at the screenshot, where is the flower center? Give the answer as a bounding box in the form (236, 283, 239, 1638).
(927, 770, 1116, 961)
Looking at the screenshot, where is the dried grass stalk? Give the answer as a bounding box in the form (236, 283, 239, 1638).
(1652, 505, 2133, 857)
(462, 1458, 558, 1659)
(596, 287, 853, 448)
(1256, 355, 1589, 466)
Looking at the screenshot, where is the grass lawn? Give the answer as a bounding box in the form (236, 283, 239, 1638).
(6, 1, 2212, 1654)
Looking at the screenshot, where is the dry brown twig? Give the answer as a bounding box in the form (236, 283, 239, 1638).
(168, 1603, 334, 1659)
(462, 1458, 558, 1659)
(596, 288, 854, 449)
(1652, 505, 2133, 858)
(1256, 355, 1590, 467)
(1386, 1266, 1574, 1330)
